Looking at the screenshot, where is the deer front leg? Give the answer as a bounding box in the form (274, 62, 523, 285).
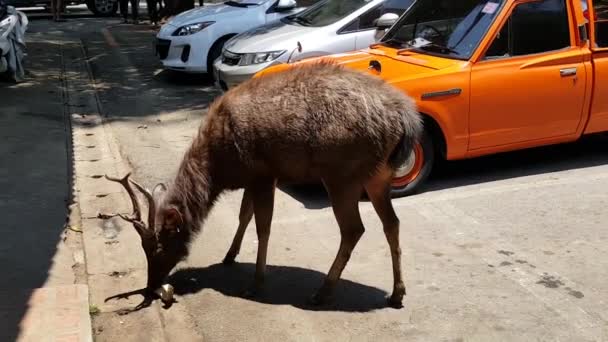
(223, 188, 254, 265)
(242, 179, 276, 298)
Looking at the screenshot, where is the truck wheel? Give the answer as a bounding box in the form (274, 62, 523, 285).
(390, 130, 435, 198)
(87, 0, 118, 16)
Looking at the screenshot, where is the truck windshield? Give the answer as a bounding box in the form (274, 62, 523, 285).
(380, 0, 504, 59)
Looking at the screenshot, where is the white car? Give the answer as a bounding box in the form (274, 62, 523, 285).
(154, 0, 314, 74)
(213, 0, 415, 90)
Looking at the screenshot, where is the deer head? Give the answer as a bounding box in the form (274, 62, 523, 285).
(98, 173, 186, 311)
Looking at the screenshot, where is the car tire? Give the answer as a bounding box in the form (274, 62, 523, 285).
(390, 130, 435, 198)
(207, 36, 233, 80)
(87, 0, 118, 16)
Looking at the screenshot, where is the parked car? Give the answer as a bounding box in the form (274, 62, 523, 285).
(6, 0, 118, 16)
(213, 0, 416, 90)
(154, 0, 318, 75)
(255, 0, 608, 197)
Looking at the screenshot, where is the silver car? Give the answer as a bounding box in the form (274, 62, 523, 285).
(213, 0, 415, 90)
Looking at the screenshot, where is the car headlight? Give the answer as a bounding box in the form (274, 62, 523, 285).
(239, 50, 286, 66)
(172, 21, 215, 36)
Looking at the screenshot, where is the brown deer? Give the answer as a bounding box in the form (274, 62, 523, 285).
(99, 61, 422, 312)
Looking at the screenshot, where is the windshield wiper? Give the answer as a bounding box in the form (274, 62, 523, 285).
(379, 37, 407, 48)
(224, 1, 254, 7)
(289, 16, 311, 26)
(417, 42, 458, 55)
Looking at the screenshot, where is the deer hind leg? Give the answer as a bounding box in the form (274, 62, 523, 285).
(365, 165, 406, 308)
(223, 188, 254, 265)
(242, 178, 277, 298)
(310, 178, 365, 305)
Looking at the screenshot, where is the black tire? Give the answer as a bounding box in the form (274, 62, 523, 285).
(390, 130, 435, 198)
(86, 0, 118, 16)
(207, 36, 233, 80)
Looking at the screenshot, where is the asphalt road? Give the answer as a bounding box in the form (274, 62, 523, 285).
(30, 17, 608, 341)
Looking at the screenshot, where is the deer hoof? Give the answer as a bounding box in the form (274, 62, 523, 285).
(387, 287, 405, 309)
(308, 290, 332, 306)
(387, 295, 404, 309)
(222, 253, 237, 265)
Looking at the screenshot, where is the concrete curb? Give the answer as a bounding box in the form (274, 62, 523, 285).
(11, 33, 93, 342)
(17, 285, 93, 342)
(61, 34, 172, 341)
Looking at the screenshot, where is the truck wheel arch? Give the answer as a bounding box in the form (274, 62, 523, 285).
(420, 112, 447, 161)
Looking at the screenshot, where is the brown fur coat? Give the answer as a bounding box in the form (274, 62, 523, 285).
(164, 61, 422, 237)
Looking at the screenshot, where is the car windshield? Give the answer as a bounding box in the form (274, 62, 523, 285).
(380, 0, 504, 59)
(283, 0, 374, 27)
(224, 0, 267, 7)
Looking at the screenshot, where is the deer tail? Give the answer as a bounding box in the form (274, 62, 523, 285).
(388, 108, 423, 170)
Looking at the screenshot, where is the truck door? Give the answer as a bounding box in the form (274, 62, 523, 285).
(469, 0, 587, 150)
(584, 0, 608, 133)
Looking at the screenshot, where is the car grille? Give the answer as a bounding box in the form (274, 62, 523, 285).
(156, 38, 171, 60)
(222, 50, 241, 66)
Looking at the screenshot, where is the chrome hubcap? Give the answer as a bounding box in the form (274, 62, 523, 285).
(394, 149, 416, 178)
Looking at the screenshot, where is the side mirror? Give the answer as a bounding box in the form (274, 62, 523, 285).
(276, 0, 297, 10)
(374, 13, 399, 29)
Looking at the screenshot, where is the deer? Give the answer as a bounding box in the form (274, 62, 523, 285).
(99, 61, 423, 312)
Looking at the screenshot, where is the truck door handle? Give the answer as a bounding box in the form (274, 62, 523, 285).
(560, 68, 577, 77)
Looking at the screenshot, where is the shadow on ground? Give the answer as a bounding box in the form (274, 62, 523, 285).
(0, 40, 72, 341)
(81, 21, 220, 120)
(279, 183, 330, 210)
(168, 263, 390, 312)
(428, 133, 608, 191)
(153, 69, 215, 86)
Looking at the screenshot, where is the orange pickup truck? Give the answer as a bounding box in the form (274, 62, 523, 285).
(255, 0, 608, 197)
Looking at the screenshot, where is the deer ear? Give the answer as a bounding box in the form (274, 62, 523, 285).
(163, 207, 183, 232)
(153, 183, 167, 201)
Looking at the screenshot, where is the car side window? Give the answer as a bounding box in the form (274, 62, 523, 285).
(356, 4, 384, 30)
(594, 0, 608, 47)
(267, 0, 321, 13)
(484, 0, 570, 59)
(341, 0, 413, 33)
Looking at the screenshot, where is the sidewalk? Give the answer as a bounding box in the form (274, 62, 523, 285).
(1, 17, 204, 342)
(0, 30, 92, 341)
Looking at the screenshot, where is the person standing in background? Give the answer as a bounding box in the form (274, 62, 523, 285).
(120, 0, 139, 24)
(50, 0, 64, 21)
(146, 0, 160, 26)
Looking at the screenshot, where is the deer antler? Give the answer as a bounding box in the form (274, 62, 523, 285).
(97, 173, 150, 237)
(129, 179, 157, 231)
(97, 172, 164, 312)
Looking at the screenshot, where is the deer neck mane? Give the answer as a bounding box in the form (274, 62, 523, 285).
(166, 135, 219, 236)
